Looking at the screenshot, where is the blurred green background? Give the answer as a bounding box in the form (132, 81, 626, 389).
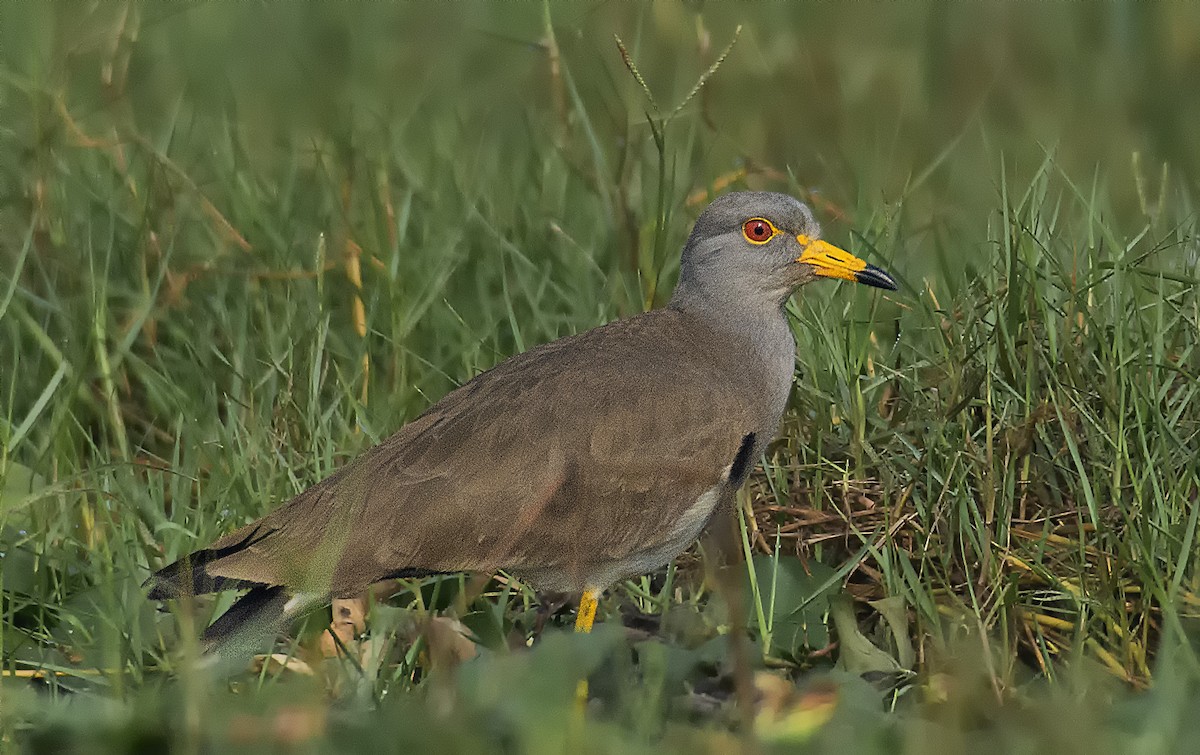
(2, 2, 1199, 753)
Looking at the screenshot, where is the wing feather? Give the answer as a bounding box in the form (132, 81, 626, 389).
(197, 309, 770, 595)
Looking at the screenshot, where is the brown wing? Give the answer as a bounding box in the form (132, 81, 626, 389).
(189, 309, 769, 596)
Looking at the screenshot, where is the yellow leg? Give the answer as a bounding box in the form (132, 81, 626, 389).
(573, 588, 600, 710)
(574, 588, 599, 633)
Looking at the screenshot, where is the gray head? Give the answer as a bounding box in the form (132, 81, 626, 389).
(670, 191, 896, 311)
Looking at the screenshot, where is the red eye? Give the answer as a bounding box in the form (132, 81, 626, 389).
(742, 218, 774, 243)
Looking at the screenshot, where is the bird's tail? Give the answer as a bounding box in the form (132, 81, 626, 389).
(172, 586, 325, 675)
(200, 586, 290, 650)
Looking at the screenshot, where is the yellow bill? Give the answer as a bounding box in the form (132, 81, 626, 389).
(796, 235, 897, 290)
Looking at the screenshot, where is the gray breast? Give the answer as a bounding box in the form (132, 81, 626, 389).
(746, 313, 798, 436)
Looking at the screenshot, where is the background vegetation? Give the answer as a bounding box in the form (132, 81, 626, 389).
(2, 2, 1199, 752)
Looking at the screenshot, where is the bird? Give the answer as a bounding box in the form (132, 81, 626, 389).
(145, 191, 897, 660)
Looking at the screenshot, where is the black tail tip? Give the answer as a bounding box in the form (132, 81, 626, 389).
(144, 575, 176, 601)
(142, 548, 244, 600)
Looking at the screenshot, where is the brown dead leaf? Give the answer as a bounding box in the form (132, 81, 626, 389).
(251, 653, 315, 677)
(422, 616, 478, 671)
(755, 673, 839, 743)
(271, 705, 326, 745)
(321, 596, 368, 658)
(224, 705, 326, 747)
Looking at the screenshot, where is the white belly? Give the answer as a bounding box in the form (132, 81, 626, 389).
(598, 484, 724, 586)
(513, 484, 726, 593)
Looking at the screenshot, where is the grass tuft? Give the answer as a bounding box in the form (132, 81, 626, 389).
(2, 3, 1199, 752)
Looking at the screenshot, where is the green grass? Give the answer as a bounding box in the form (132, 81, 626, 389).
(2, 3, 1200, 753)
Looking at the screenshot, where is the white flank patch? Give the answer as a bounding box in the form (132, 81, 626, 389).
(625, 486, 722, 579)
(670, 487, 721, 544)
(283, 592, 323, 616)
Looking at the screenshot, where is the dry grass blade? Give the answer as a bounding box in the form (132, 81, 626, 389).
(669, 25, 742, 121)
(613, 33, 659, 115)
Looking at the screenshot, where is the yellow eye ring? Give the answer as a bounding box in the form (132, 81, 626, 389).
(742, 217, 778, 244)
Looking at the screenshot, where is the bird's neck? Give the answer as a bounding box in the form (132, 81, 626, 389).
(669, 282, 793, 349)
(668, 285, 797, 423)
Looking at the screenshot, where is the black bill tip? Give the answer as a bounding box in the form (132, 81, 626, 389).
(855, 264, 898, 291)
